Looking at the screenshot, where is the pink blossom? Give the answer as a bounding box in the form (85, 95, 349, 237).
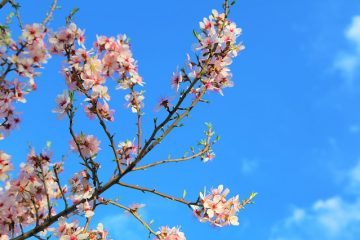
(193, 185, 245, 227)
(156, 226, 186, 240)
(69, 171, 94, 201)
(117, 140, 137, 165)
(0, 152, 13, 181)
(171, 71, 183, 92)
(124, 92, 144, 113)
(85, 101, 115, 122)
(70, 134, 101, 158)
(53, 91, 71, 119)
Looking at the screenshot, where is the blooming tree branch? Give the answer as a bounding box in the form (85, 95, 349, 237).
(0, 0, 257, 239)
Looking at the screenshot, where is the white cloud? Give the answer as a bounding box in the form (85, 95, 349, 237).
(100, 212, 148, 240)
(270, 160, 360, 240)
(346, 16, 360, 49)
(348, 160, 360, 193)
(348, 125, 360, 134)
(334, 16, 360, 85)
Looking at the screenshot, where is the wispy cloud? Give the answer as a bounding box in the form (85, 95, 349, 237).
(334, 16, 360, 86)
(100, 212, 148, 240)
(348, 160, 360, 194)
(240, 158, 258, 174)
(270, 160, 360, 240)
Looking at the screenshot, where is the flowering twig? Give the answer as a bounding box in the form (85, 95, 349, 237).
(88, 96, 122, 174)
(130, 87, 143, 155)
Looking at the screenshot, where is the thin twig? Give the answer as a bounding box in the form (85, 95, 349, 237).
(39, 164, 52, 220)
(107, 200, 159, 238)
(42, 0, 58, 25)
(118, 182, 196, 207)
(86, 95, 122, 174)
(133, 144, 209, 171)
(53, 165, 68, 209)
(9, 0, 23, 29)
(0, 0, 10, 9)
(130, 87, 142, 155)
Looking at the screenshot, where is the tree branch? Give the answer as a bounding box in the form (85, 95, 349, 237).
(107, 200, 159, 238)
(42, 0, 58, 25)
(0, 0, 10, 9)
(133, 144, 209, 171)
(118, 182, 196, 207)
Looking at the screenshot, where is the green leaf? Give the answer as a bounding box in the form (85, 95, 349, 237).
(66, 7, 79, 24)
(193, 29, 201, 41)
(182, 190, 187, 199)
(249, 192, 258, 200)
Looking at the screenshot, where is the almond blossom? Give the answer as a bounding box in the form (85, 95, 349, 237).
(70, 134, 101, 158)
(53, 91, 71, 119)
(193, 185, 256, 227)
(156, 226, 186, 240)
(69, 170, 94, 202)
(117, 140, 137, 165)
(124, 91, 145, 113)
(0, 152, 12, 181)
(0, 23, 50, 139)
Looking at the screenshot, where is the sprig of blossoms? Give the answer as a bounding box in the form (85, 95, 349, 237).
(0, 148, 64, 237)
(170, 9, 243, 98)
(192, 185, 257, 227)
(49, 23, 143, 121)
(0, 23, 50, 139)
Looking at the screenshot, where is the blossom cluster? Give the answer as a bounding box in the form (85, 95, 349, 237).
(50, 23, 143, 123)
(117, 140, 137, 165)
(192, 185, 254, 227)
(69, 133, 101, 159)
(52, 217, 108, 240)
(68, 170, 94, 202)
(0, 148, 64, 238)
(170, 9, 243, 100)
(156, 226, 186, 240)
(0, 23, 50, 139)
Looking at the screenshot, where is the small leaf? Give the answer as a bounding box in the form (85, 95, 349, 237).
(66, 7, 79, 24)
(182, 190, 187, 199)
(193, 29, 201, 41)
(250, 192, 258, 200)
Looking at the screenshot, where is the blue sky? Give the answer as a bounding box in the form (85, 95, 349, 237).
(2, 0, 360, 239)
